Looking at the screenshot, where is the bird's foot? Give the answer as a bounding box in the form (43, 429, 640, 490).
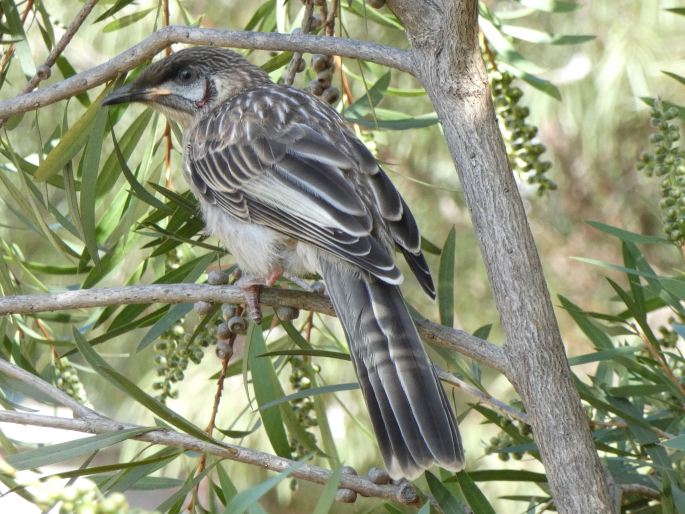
(236, 276, 264, 324)
(283, 273, 325, 294)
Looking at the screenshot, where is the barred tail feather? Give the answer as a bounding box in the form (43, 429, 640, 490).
(319, 258, 463, 479)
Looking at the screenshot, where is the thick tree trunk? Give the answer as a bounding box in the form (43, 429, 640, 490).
(387, 0, 617, 512)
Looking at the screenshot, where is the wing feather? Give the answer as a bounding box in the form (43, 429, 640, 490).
(185, 85, 430, 289)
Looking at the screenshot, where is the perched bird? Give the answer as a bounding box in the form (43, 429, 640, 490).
(103, 46, 463, 479)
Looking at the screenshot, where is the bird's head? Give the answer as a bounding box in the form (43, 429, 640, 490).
(102, 47, 270, 126)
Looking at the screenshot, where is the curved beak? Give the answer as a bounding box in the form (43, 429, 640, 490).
(102, 84, 172, 106)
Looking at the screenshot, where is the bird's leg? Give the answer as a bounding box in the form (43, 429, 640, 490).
(266, 268, 283, 287)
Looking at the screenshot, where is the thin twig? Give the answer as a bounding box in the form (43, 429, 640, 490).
(284, 0, 315, 86)
(161, 0, 174, 190)
(22, 0, 100, 94)
(0, 409, 419, 505)
(0, 26, 413, 119)
(189, 306, 240, 512)
(323, 0, 339, 37)
(436, 368, 529, 424)
(0, 283, 508, 374)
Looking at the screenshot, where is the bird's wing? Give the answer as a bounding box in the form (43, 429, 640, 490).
(185, 87, 417, 285)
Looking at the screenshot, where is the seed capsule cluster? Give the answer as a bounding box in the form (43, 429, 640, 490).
(637, 102, 685, 244)
(308, 54, 340, 104)
(152, 320, 210, 402)
(488, 69, 556, 195)
(53, 355, 91, 407)
(288, 355, 319, 489)
(33, 478, 153, 514)
(484, 417, 532, 461)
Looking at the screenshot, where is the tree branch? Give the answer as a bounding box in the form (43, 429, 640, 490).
(24, 0, 100, 94)
(0, 410, 419, 505)
(0, 26, 412, 120)
(0, 283, 508, 373)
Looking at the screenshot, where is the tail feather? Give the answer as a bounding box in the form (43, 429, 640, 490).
(319, 258, 464, 479)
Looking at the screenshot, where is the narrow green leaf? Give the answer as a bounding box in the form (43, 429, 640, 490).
(500, 62, 561, 100)
(102, 8, 155, 33)
(346, 72, 391, 118)
(455, 472, 496, 514)
(258, 383, 358, 411)
(259, 349, 350, 361)
(438, 227, 456, 327)
(312, 467, 343, 514)
(519, 0, 581, 12)
(136, 303, 193, 352)
(586, 221, 669, 245)
(6, 427, 152, 470)
(663, 434, 685, 450)
(345, 0, 404, 29)
(247, 325, 292, 458)
(223, 460, 306, 514)
(216, 420, 262, 439)
(101, 447, 181, 494)
(500, 25, 594, 45)
(567, 346, 643, 366)
(73, 329, 212, 442)
(56, 56, 90, 106)
(110, 127, 171, 213)
(94, 0, 139, 22)
(97, 109, 154, 196)
(155, 461, 218, 513)
(662, 71, 685, 86)
(79, 103, 109, 267)
(34, 90, 107, 182)
(344, 110, 439, 130)
(425, 471, 467, 514)
(558, 295, 613, 350)
(464, 469, 547, 482)
(479, 17, 543, 74)
(665, 7, 685, 16)
(421, 236, 442, 255)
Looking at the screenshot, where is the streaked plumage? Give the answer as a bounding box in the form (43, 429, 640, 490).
(103, 46, 463, 479)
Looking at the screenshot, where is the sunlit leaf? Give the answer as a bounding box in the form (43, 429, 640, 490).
(102, 8, 155, 33)
(6, 427, 153, 470)
(223, 460, 306, 514)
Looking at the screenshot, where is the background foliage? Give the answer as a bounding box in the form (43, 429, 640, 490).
(0, 0, 684, 513)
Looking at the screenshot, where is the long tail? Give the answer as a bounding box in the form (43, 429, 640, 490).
(319, 258, 464, 480)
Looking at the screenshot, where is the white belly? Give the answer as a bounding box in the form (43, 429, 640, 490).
(202, 203, 320, 280)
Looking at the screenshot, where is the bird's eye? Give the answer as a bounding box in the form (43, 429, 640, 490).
(178, 69, 193, 82)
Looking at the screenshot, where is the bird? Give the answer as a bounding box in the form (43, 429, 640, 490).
(102, 46, 463, 480)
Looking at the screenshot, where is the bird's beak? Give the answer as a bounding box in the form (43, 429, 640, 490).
(102, 84, 173, 106)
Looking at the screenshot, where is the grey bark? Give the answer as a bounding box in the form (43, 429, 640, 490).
(387, 0, 616, 512)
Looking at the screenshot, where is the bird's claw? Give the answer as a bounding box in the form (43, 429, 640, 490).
(236, 276, 263, 324)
